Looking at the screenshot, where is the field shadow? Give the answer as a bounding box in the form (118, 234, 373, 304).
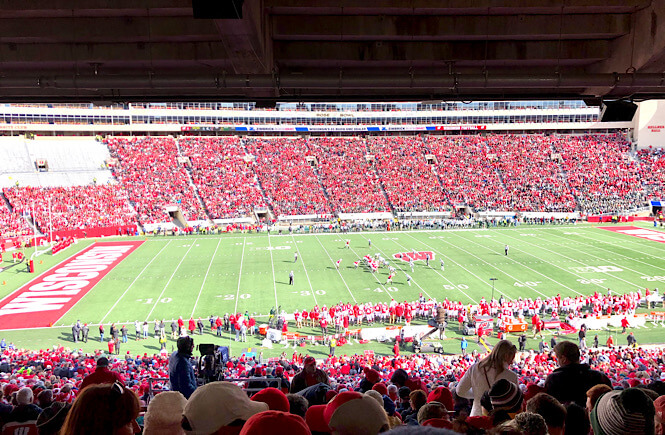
(58, 332, 77, 343)
(275, 281, 289, 285)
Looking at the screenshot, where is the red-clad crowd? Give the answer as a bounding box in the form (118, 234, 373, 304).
(245, 138, 332, 216)
(179, 137, 267, 219)
(556, 134, 645, 214)
(3, 185, 136, 232)
(2, 336, 665, 434)
(309, 137, 390, 213)
(490, 135, 577, 212)
(0, 206, 32, 239)
(2, 133, 663, 237)
(104, 137, 205, 223)
(637, 147, 665, 200)
(0, 286, 660, 434)
(369, 137, 449, 212)
(426, 135, 510, 211)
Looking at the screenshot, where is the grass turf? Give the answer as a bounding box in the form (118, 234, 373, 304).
(2, 221, 665, 358)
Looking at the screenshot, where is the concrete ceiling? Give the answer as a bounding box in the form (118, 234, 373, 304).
(1, 0, 665, 102)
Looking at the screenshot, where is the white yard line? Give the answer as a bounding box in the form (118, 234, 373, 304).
(190, 238, 222, 318)
(139, 224, 598, 242)
(446, 231, 582, 297)
(234, 238, 247, 313)
(100, 240, 171, 324)
(550, 228, 665, 272)
(402, 233, 484, 303)
(267, 233, 279, 308)
(291, 235, 318, 306)
(542, 229, 665, 278)
(313, 235, 357, 303)
(145, 239, 198, 321)
(500, 231, 644, 291)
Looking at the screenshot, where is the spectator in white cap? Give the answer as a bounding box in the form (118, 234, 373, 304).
(181, 381, 268, 435)
(143, 391, 188, 435)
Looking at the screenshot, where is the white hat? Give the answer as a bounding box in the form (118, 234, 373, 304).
(144, 391, 188, 435)
(183, 382, 268, 435)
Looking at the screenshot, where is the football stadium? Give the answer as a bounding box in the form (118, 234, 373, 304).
(2, 2, 665, 434)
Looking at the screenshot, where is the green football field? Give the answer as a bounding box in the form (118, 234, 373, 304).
(2, 222, 665, 356)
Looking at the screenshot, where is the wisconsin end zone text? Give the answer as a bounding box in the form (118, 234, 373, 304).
(0, 241, 143, 329)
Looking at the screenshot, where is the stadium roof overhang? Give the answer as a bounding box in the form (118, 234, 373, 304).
(2, 0, 665, 103)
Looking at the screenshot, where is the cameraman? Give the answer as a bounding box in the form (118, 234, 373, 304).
(169, 336, 197, 399)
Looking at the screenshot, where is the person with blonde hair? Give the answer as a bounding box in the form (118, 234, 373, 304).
(456, 339, 518, 416)
(59, 382, 140, 435)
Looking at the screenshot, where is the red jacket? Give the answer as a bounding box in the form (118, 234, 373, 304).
(80, 367, 125, 391)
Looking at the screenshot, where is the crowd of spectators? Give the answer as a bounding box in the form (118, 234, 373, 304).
(2, 334, 665, 434)
(245, 138, 332, 216)
(105, 137, 205, 223)
(0, 285, 658, 434)
(3, 185, 137, 233)
(309, 137, 390, 213)
(0, 205, 32, 240)
(490, 135, 577, 212)
(1, 133, 660, 234)
(179, 137, 267, 219)
(425, 135, 510, 211)
(556, 134, 645, 214)
(369, 137, 450, 212)
(637, 147, 665, 200)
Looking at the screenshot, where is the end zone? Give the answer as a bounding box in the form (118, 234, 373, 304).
(0, 241, 144, 329)
(598, 226, 665, 243)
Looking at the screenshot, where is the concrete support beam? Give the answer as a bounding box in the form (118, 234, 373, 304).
(1, 0, 191, 18)
(214, 0, 272, 75)
(272, 14, 629, 41)
(268, 0, 649, 16)
(274, 40, 609, 65)
(0, 17, 219, 43)
(0, 42, 230, 65)
(585, 2, 665, 96)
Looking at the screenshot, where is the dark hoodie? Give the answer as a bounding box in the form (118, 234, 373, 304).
(544, 363, 611, 407)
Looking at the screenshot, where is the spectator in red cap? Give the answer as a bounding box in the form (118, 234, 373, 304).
(359, 367, 381, 392)
(240, 410, 311, 435)
(79, 357, 125, 391)
(372, 383, 388, 397)
(305, 404, 330, 434)
(252, 387, 290, 412)
(427, 386, 454, 412)
(290, 357, 329, 394)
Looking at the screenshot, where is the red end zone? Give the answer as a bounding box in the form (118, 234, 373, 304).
(0, 241, 143, 329)
(598, 226, 665, 243)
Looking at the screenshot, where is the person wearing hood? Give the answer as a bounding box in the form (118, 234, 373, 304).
(168, 336, 197, 399)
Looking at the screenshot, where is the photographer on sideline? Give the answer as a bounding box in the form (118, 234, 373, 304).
(169, 336, 197, 399)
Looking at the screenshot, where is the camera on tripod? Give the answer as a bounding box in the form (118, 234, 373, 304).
(197, 344, 230, 384)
